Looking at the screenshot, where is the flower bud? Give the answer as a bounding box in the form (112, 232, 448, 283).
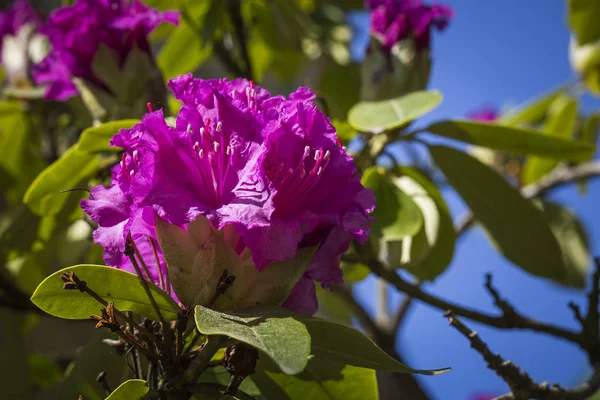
(154, 215, 316, 312)
(0, 1, 44, 90)
(569, 35, 600, 95)
(32, 0, 178, 117)
(361, 0, 452, 100)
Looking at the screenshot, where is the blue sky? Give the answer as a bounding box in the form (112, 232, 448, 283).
(348, 1, 600, 399)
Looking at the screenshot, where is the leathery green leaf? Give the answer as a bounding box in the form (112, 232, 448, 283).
(31, 265, 180, 321)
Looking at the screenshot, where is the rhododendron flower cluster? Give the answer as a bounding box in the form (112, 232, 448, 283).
(33, 0, 178, 100)
(0, 0, 40, 57)
(366, 0, 453, 52)
(0, 0, 44, 86)
(82, 74, 375, 315)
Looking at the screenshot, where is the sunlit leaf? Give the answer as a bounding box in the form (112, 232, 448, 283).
(499, 88, 563, 126)
(77, 119, 140, 153)
(362, 167, 423, 240)
(250, 356, 379, 400)
(106, 380, 149, 400)
(194, 305, 310, 375)
(429, 146, 567, 281)
(522, 95, 579, 184)
(390, 167, 455, 280)
(427, 120, 594, 161)
(568, 0, 600, 45)
(23, 146, 101, 216)
(349, 90, 442, 134)
(539, 201, 590, 288)
(31, 265, 180, 321)
(300, 317, 450, 374)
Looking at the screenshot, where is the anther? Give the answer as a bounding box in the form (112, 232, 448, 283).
(303, 146, 310, 157)
(199, 149, 204, 158)
(323, 150, 330, 161)
(132, 150, 139, 162)
(129, 170, 135, 176)
(193, 141, 200, 151)
(187, 123, 193, 134)
(226, 146, 232, 156)
(317, 167, 323, 176)
(314, 150, 321, 161)
(216, 121, 222, 132)
(213, 142, 220, 152)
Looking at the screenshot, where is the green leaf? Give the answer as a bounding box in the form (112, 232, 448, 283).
(77, 119, 140, 153)
(580, 113, 600, 155)
(315, 286, 352, 326)
(158, 20, 211, 79)
(319, 63, 360, 120)
(539, 201, 590, 288)
(499, 88, 563, 126)
(348, 90, 442, 133)
(194, 305, 310, 375)
(250, 354, 379, 400)
(522, 95, 579, 184)
(568, 0, 600, 45)
(427, 120, 595, 161)
(390, 167, 455, 280)
(332, 119, 356, 146)
(91, 45, 125, 99)
(362, 167, 423, 240)
(300, 317, 450, 375)
(23, 146, 101, 216)
(578, 113, 600, 194)
(342, 262, 371, 283)
(31, 265, 181, 321)
(0, 101, 44, 203)
(106, 380, 149, 400)
(429, 146, 567, 281)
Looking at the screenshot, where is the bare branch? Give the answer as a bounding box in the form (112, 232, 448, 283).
(363, 257, 583, 345)
(446, 311, 600, 400)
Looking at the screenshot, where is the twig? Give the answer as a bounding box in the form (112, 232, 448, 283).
(60, 271, 160, 343)
(360, 257, 583, 345)
(388, 293, 416, 335)
(126, 236, 167, 327)
(455, 161, 600, 237)
(447, 311, 600, 399)
(183, 335, 224, 385)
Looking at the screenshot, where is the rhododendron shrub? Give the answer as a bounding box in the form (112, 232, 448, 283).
(3, 1, 600, 400)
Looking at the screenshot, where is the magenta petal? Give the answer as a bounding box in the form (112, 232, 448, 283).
(283, 276, 318, 316)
